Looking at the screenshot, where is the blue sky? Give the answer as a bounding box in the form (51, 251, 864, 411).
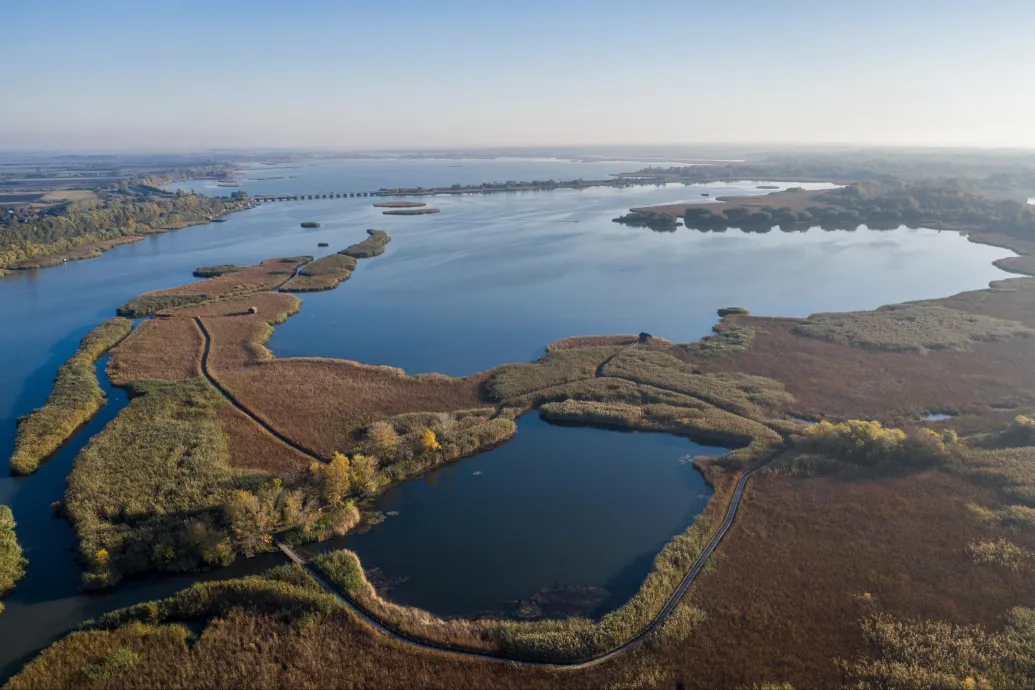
(2, 0, 1034, 150)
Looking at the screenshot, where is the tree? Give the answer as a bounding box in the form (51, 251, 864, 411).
(420, 428, 441, 454)
(349, 454, 379, 496)
(367, 421, 400, 462)
(321, 452, 352, 503)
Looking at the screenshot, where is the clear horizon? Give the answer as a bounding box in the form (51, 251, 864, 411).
(3, 0, 1034, 151)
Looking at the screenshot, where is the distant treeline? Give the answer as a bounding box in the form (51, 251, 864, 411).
(0, 187, 236, 270)
(680, 180, 1035, 235)
(378, 178, 631, 195)
(626, 150, 1035, 189)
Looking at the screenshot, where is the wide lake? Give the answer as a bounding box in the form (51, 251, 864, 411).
(0, 157, 1015, 678)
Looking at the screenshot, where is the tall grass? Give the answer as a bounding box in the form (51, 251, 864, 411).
(281, 254, 356, 292)
(63, 377, 245, 588)
(797, 304, 1035, 354)
(9, 317, 133, 475)
(0, 505, 26, 613)
(485, 346, 623, 401)
(844, 608, 1035, 688)
(340, 229, 391, 259)
(600, 347, 794, 421)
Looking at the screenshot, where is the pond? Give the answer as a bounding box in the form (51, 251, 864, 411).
(301, 415, 722, 619)
(0, 157, 1015, 679)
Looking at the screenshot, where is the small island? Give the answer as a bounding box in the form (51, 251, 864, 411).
(301, 221, 322, 228)
(372, 201, 427, 208)
(382, 208, 440, 216)
(339, 229, 391, 258)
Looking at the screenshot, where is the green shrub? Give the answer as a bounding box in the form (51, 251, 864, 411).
(967, 538, 1033, 571)
(192, 264, 242, 278)
(80, 647, 138, 683)
(313, 549, 366, 593)
(796, 419, 950, 470)
(116, 293, 209, 318)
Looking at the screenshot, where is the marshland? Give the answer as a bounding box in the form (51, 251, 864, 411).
(0, 157, 1032, 687)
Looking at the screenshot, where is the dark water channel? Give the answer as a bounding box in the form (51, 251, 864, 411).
(0, 158, 1014, 679)
(302, 415, 721, 619)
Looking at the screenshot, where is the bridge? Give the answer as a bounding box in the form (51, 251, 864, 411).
(253, 191, 379, 202)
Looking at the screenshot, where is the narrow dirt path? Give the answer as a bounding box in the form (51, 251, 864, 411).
(196, 316, 775, 668)
(193, 316, 327, 462)
(274, 454, 774, 669)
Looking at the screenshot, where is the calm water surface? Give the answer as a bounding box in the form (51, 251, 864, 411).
(303, 416, 721, 618)
(0, 158, 1015, 678)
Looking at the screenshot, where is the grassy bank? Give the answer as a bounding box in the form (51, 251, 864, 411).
(8, 563, 661, 689)
(192, 265, 243, 278)
(10, 236, 145, 270)
(310, 454, 739, 663)
(340, 229, 391, 258)
(0, 506, 26, 613)
(9, 317, 133, 475)
(117, 257, 309, 318)
(281, 254, 356, 292)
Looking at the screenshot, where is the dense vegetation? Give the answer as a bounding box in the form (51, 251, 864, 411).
(0, 189, 236, 271)
(612, 210, 679, 230)
(340, 229, 391, 258)
(796, 304, 1035, 354)
(281, 253, 356, 292)
(680, 179, 1035, 235)
(192, 265, 242, 278)
(0, 506, 26, 613)
(9, 317, 133, 475)
(845, 607, 1035, 688)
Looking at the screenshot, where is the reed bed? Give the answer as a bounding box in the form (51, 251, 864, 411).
(10, 317, 133, 474)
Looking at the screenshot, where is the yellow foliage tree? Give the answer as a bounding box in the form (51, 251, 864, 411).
(420, 428, 441, 454)
(322, 452, 352, 503)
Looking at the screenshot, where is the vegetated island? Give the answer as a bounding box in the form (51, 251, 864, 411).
(612, 210, 681, 231)
(9, 317, 133, 475)
(372, 201, 426, 208)
(15, 205, 1035, 688)
(339, 229, 391, 258)
(280, 241, 372, 292)
(624, 180, 1035, 278)
(300, 222, 321, 228)
(382, 207, 440, 216)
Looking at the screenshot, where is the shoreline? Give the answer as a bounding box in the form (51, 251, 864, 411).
(7, 173, 1035, 682)
(0, 209, 254, 279)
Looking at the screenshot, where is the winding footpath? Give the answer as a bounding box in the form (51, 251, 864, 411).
(193, 316, 327, 462)
(193, 314, 775, 669)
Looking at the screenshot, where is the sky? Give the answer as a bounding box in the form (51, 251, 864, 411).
(2, 0, 1035, 151)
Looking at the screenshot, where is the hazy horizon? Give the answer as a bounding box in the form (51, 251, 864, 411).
(4, 0, 1034, 151)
